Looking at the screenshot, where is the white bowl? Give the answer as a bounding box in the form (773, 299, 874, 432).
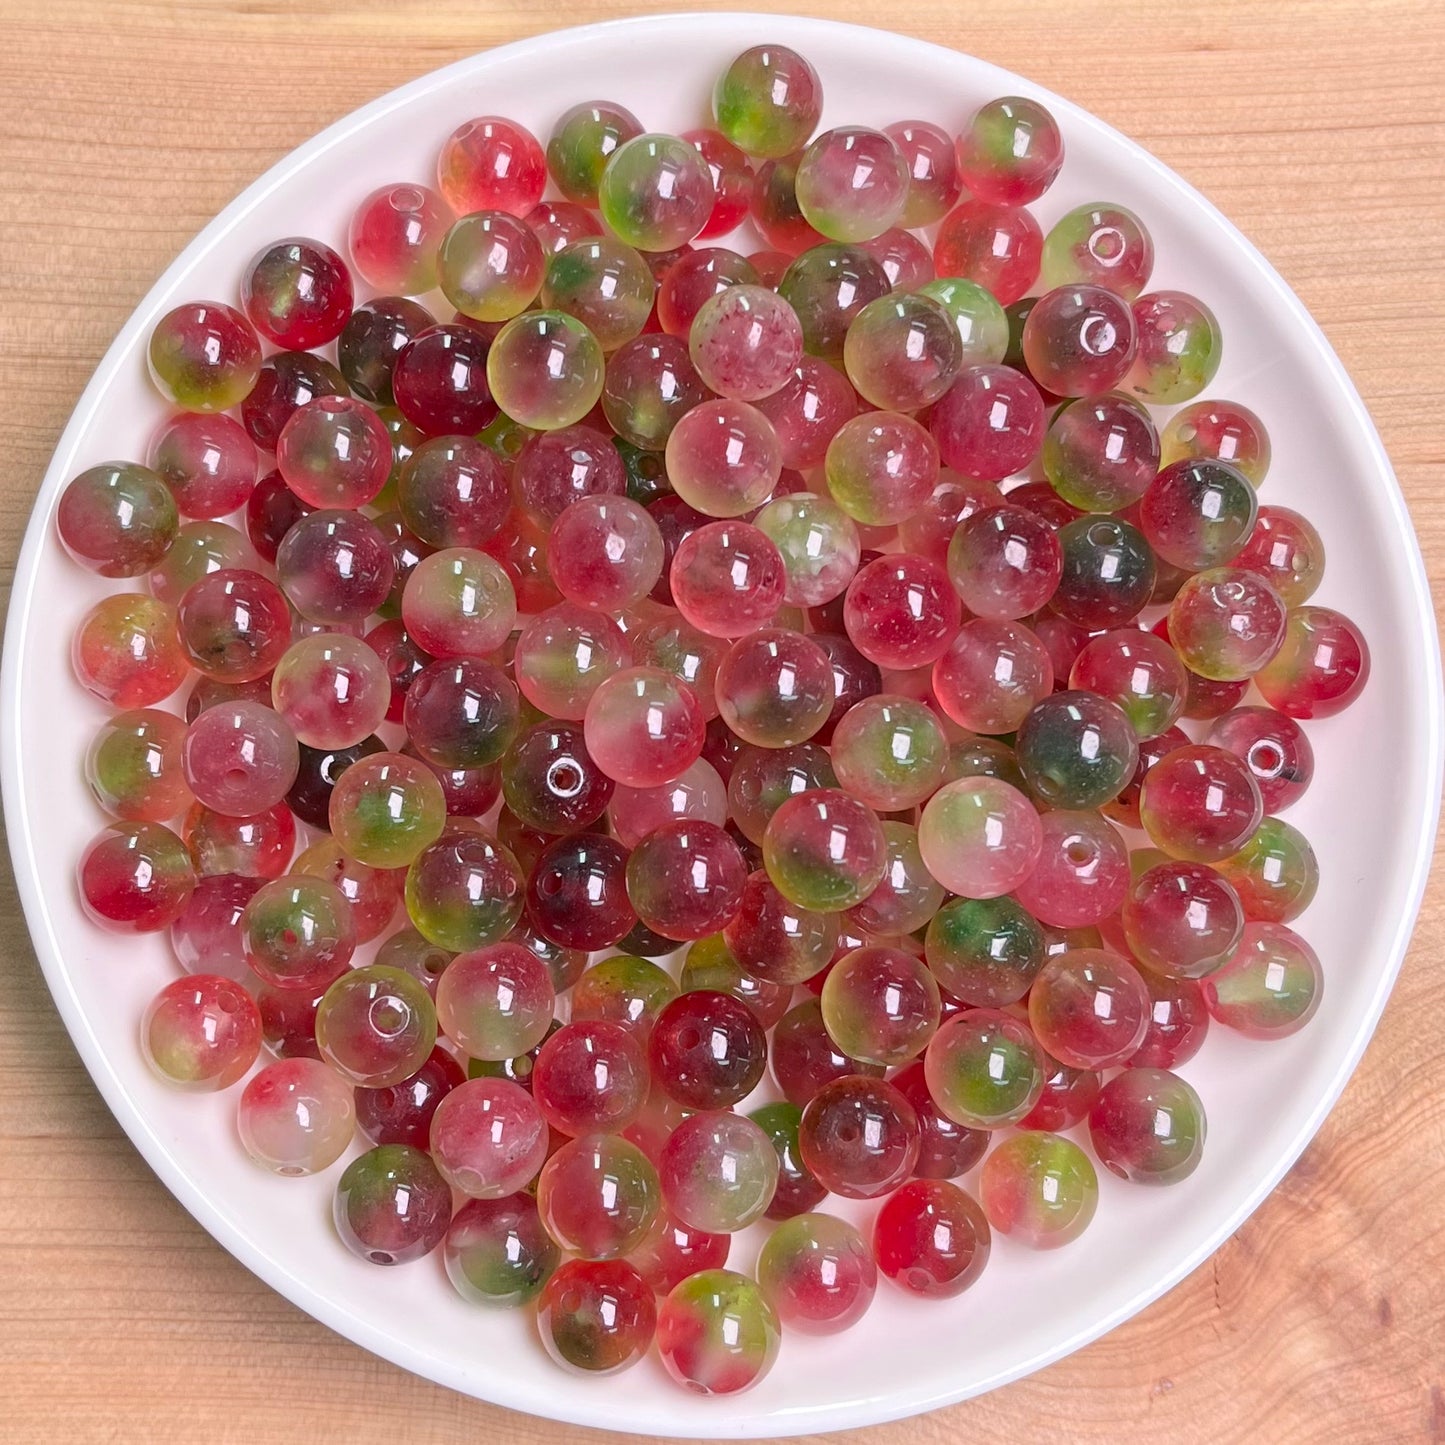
(3, 12, 1440, 1437)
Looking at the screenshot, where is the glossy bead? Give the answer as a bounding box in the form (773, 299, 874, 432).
(599, 133, 714, 252)
(932, 619, 1053, 735)
(1161, 398, 1271, 486)
(891, 1060, 989, 1179)
(1215, 817, 1319, 923)
(401, 547, 516, 659)
(798, 1075, 919, 1198)
(582, 666, 705, 789)
(537, 1258, 656, 1374)
(181, 701, 298, 817)
(1131, 970, 1210, 1070)
(925, 1009, 1045, 1129)
(1022, 285, 1138, 397)
(725, 871, 838, 988)
(238, 1057, 356, 1175)
(872, 1177, 991, 1297)
(434, 943, 555, 1061)
(712, 44, 822, 158)
(955, 96, 1063, 205)
(316, 964, 437, 1088)
(947, 504, 1062, 621)
(355, 1044, 464, 1146)
(536, 1133, 660, 1259)
(1138, 744, 1264, 863)
(933, 199, 1042, 306)
(659, 1110, 779, 1232)
(1122, 861, 1245, 978)
(184, 800, 295, 880)
(843, 292, 962, 412)
(670, 520, 787, 639)
(763, 787, 887, 912)
(1089, 1066, 1206, 1185)
(1203, 921, 1323, 1038)
(1043, 392, 1159, 512)
(276, 396, 390, 509)
(487, 310, 605, 431)
(328, 751, 446, 868)
(58, 461, 179, 577)
(445, 1192, 560, 1308)
(849, 821, 946, 937)
(917, 776, 1042, 898)
(820, 944, 940, 1067)
(1053, 515, 1157, 630)
(333, 1144, 451, 1264)
(1028, 949, 1150, 1069)
(547, 101, 644, 206)
(1254, 605, 1370, 718)
(570, 954, 678, 1039)
(393, 323, 497, 435)
(426, 1076, 548, 1198)
(925, 895, 1044, 1007)
(148, 412, 258, 519)
(525, 832, 635, 951)
(348, 185, 452, 295)
(1126, 290, 1222, 403)
(929, 364, 1045, 483)
(844, 553, 961, 670)
(980, 1132, 1098, 1248)
(141, 974, 259, 1088)
(794, 126, 909, 243)
(148, 301, 262, 412)
(405, 827, 524, 951)
(757, 1212, 876, 1335)
(1040, 203, 1153, 298)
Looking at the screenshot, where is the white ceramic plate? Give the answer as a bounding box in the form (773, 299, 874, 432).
(3, 12, 1440, 1437)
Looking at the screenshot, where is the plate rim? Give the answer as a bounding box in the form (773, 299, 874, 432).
(3, 12, 1441, 1436)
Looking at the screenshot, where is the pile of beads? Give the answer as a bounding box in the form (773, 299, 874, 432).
(60, 40, 1368, 1397)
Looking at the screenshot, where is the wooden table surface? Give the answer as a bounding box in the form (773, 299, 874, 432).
(1, 1, 1442, 1440)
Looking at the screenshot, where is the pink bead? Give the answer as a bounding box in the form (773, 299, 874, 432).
(930, 365, 1046, 482)
(429, 1077, 550, 1197)
(1013, 810, 1130, 927)
(918, 777, 1043, 897)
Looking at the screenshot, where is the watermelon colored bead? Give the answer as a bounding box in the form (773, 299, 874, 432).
(884, 118, 962, 225)
(1168, 567, 1288, 682)
(844, 553, 961, 670)
(648, 990, 767, 1109)
(241, 875, 354, 990)
(401, 547, 516, 658)
(1043, 392, 1159, 512)
(73, 593, 188, 707)
(725, 871, 838, 988)
(824, 411, 939, 528)
(1016, 690, 1139, 809)
(348, 183, 452, 295)
(583, 666, 706, 789)
(665, 400, 782, 517)
(1122, 860, 1245, 978)
(956, 96, 1063, 205)
(757, 1212, 875, 1335)
(570, 954, 679, 1039)
(1138, 743, 1263, 863)
(148, 301, 262, 412)
(1089, 1066, 1206, 1185)
(393, 323, 497, 435)
(933, 199, 1042, 306)
(549, 496, 664, 611)
(513, 604, 631, 722)
(57, 460, 179, 577)
(659, 1110, 778, 1232)
(685, 128, 755, 237)
(777, 242, 890, 361)
(269, 635, 389, 751)
(1014, 809, 1130, 928)
(427, 1077, 548, 1198)
(276, 395, 391, 509)
(829, 694, 947, 811)
(333, 1144, 452, 1264)
(1130, 969, 1211, 1070)
(924, 895, 1044, 1007)
(434, 943, 555, 1061)
(445, 1192, 560, 1308)
(916, 277, 1008, 363)
(848, 821, 946, 937)
(980, 1131, 1098, 1248)
(537, 1133, 660, 1259)
(1018, 1055, 1102, 1132)
(1126, 290, 1223, 403)
(1203, 921, 1322, 1038)
(1214, 817, 1319, 923)
(546, 100, 643, 206)
(1254, 605, 1370, 718)
(325, 751, 445, 869)
(537, 1258, 656, 1374)
(1053, 515, 1158, 630)
(1028, 949, 1151, 1069)
(316, 964, 437, 1088)
(1161, 398, 1271, 486)
(542, 236, 657, 350)
(798, 1075, 920, 1198)
(873, 1177, 991, 1298)
(169, 873, 260, 980)
(924, 1009, 1045, 1130)
(712, 45, 822, 159)
(176, 568, 291, 685)
(1234, 506, 1325, 607)
(750, 154, 823, 256)
(947, 503, 1063, 621)
(929, 363, 1046, 483)
(793, 126, 909, 243)
(184, 800, 296, 881)
(141, 974, 258, 1089)
(241, 237, 352, 350)
(148, 411, 258, 521)
(85, 708, 193, 822)
(182, 701, 298, 817)
(763, 787, 887, 912)
(1139, 458, 1257, 571)
(627, 820, 748, 941)
(751, 491, 861, 609)
(1070, 630, 1188, 740)
(688, 284, 803, 400)
(1022, 284, 1138, 397)
(843, 292, 963, 412)
(487, 311, 605, 431)
(918, 776, 1043, 898)
(1040, 203, 1154, 298)
(437, 114, 545, 216)
(671, 520, 787, 638)
(531, 1020, 648, 1137)
(932, 619, 1053, 735)
(820, 944, 941, 1067)
(610, 756, 727, 847)
(355, 1043, 463, 1145)
(599, 133, 714, 252)
(525, 833, 636, 952)
(237, 1057, 356, 1175)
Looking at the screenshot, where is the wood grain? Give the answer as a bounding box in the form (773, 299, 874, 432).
(1, 2, 1442, 1440)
